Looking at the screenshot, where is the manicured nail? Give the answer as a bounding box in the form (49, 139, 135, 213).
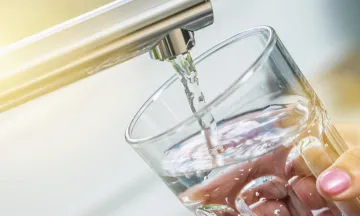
(319, 169, 351, 195)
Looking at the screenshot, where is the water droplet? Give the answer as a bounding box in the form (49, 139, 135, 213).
(259, 197, 266, 202)
(274, 209, 281, 215)
(204, 176, 208, 180)
(255, 192, 260, 197)
(181, 196, 190, 203)
(234, 178, 240, 181)
(245, 140, 253, 145)
(277, 80, 285, 89)
(248, 168, 252, 172)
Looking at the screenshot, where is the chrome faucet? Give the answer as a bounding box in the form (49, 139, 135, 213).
(0, 0, 214, 112)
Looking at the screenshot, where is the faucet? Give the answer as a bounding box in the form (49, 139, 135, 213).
(0, 0, 214, 112)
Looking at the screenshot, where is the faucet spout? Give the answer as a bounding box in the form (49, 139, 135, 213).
(150, 29, 195, 61)
(0, 0, 214, 112)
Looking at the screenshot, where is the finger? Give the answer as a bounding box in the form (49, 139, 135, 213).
(273, 103, 306, 129)
(325, 201, 343, 216)
(317, 147, 360, 201)
(290, 176, 327, 210)
(251, 146, 292, 180)
(296, 129, 360, 214)
(332, 199, 360, 216)
(289, 177, 343, 215)
(286, 184, 313, 216)
(250, 200, 291, 216)
(298, 136, 333, 177)
(316, 208, 335, 216)
(240, 177, 287, 206)
(285, 154, 312, 178)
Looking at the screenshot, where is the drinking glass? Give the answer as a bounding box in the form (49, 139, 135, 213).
(125, 26, 360, 215)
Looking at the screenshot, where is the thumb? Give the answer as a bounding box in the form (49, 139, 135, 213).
(317, 147, 360, 201)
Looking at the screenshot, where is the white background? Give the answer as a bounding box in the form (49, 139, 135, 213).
(1, 0, 360, 215)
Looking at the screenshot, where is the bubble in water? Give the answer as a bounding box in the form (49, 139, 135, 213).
(245, 140, 253, 145)
(263, 142, 271, 149)
(259, 197, 266, 202)
(274, 209, 281, 215)
(204, 176, 208, 181)
(255, 192, 260, 197)
(254, 136, 261, 141)
(277, 80, 285, 89)
(180, 196, 190, 203)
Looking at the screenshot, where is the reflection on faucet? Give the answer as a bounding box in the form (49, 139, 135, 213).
(0, 0, 214, 113)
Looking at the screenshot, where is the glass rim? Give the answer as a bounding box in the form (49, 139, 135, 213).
(125, 25, 277, 145)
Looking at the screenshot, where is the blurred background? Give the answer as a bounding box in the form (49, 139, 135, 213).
(0, 0, 360, 215)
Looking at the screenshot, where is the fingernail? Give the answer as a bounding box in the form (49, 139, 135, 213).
(319, 169, 351, 195)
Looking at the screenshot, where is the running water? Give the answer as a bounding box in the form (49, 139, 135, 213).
(158, 97, 348, 215)
(160, 100, 310, 177)
(170, 52, 221, 154)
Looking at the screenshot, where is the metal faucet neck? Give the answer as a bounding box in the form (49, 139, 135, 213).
(150, 29, 195, 61)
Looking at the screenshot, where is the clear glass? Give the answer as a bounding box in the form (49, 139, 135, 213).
(125, 26, 360, 216)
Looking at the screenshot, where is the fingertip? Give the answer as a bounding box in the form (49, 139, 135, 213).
(317, 147, 360, 201)
(317, 168, 351, 200)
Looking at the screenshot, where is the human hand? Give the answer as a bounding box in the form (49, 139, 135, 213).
(178, 123, 360, 215)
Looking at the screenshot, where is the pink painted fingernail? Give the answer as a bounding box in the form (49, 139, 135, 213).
(319, 169, 351, 195)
